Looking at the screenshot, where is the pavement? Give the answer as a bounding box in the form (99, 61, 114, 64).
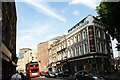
(104, 71, 120, 80)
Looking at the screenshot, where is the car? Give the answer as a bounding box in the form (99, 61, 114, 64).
(44, 72, 49, 77)
(57, 71, 69, 77)
(89, 73, 105, 80)
(74, 70, 105, 80)
(57, 71, 64, 77)
(40, 71, 45, 76)
(45, 71, 56, 78)
(74, 70, 95, 80)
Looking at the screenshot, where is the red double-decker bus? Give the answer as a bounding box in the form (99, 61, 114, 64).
(26, 61, 40, 78)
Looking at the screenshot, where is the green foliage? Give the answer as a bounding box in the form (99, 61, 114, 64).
(96, 2, 120, 42)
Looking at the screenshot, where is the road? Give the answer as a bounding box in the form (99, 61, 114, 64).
(31, 76, 74, 80)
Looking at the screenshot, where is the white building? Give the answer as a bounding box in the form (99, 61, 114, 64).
(16, 48, 38, 73)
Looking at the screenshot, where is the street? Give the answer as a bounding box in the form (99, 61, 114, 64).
(30, 71, 120, 80)
(31, 76, 74, 80)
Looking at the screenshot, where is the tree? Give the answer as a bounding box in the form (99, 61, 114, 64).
(96, 2, 120, 43)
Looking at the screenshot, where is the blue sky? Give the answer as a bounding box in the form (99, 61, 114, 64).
(15, 0, 118, 57)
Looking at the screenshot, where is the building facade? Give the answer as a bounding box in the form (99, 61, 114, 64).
(16, 48, 38, 73)
(37, 41, 49, 72)
(48, 39, 59, 72)
(17, 48, 32, 73)
(1, 2, 17, 80)
(56, 35, 67, 72)
(37, 37, 61, 72)
(64, 15, 113, 75)
(48, 15, 113, 75)
(16, 57, 24, 73)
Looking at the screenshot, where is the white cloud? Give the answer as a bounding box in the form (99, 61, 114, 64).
(17, 20, 65, 53)
(24, 0, 66, 22)
(73, 10, 80, 16)
(17, 23, 51, 53)
(19, 25, 51, 36)
(69, 0, 100, 9)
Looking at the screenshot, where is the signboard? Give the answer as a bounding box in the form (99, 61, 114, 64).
(88, 26, 96, 52)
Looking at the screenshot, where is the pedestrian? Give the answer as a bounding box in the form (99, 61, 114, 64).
(20, 72, 25, 80)
(11, 71, 22, 80)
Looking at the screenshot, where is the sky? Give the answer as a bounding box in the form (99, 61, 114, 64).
(15, 0, 118, 57)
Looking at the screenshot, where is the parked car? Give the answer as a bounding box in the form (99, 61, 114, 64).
(45, 71, 56, 78)
(40, 71, 45, 76)
(57, 71, 69, 77)
(74, 70, 105, 80)
(44, 72, 49, 77)
(57, 71, 64, 77)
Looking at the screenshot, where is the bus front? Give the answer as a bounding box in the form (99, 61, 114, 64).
(29, 62, 40, 78)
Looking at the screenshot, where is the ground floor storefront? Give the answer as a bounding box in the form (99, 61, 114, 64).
(1, 43, 17, 80)
(2, 59, 16, 80)
(56, 54, 112, 75)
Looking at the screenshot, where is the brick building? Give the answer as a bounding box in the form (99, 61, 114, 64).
(37, 41, 49, 72)
(0, 2, 17, 80)
(37, 37, 61, 72)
